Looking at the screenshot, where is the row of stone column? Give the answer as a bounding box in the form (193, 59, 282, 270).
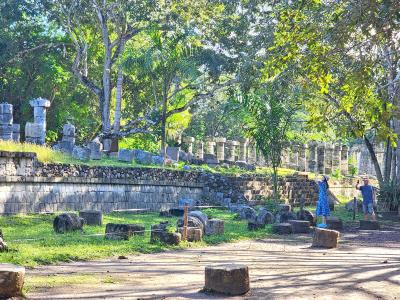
(281, 142, 350, 175)
(181, 136, 258, 165)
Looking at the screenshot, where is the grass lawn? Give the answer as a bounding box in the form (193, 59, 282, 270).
(0, 208, 274, 268)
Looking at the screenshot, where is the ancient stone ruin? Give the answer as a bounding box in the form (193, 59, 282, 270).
(0, 103, 19, 142)
(25, 98, 50, 145)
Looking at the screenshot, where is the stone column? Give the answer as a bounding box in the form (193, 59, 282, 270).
(340, 145, 349, 175)
(307, 141, 318, 173)
(205, 137, 216, 156)
(289, 142, 299, 170)
(226, 140, 239, 162)
(183, 136, 195, 154)
(324, 143, 334, 174)
(12, 124, 20, 142)
(298, 144, 307, 172)
(237, 137, 249, 162)
(247, 142, 257, 165)
(332, 144, 342, 173)
(26, 98, 50, 144)
(58, 123, 76, 154)
(281, 146, 290, 168)
(317, 143, 326, 174)
(196, 141, 204, 160)
(215, 137, 226, 161)
(0, 103, 13, 141)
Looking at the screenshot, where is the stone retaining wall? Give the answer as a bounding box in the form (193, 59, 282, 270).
(0, 151, 323, 215)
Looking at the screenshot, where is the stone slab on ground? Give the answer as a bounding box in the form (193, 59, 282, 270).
(205, 219, 224, 236)
(79, 210, 103, 226)
(272, 223, 293, 234)
(204, 264, 250, 296)
(105, 223, 145, 240)
(326, 216, 343, 231)
(312, 227, 340, 248)
(359, 220, 380, 230)
(288, 220, 310, 233)
(0, 264, 25, 298)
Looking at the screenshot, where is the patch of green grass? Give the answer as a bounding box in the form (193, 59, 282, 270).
(0, 209, 272, 268)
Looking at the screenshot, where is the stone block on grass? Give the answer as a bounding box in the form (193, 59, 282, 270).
(205, 219, 224, 236)
(105, 223, 145, 240)
(359, 220, 380, 230)
(204, 264, 250, 296)
(151, 222, 181, 245)
(79, 210, 103, 226)
(0, 264, 25, 298)
(177, 216, 204, 233)
(178, 227, 203, 242)
(248, 222, 265, 231)
(272, 223, 293, 234)
(326, 217, 343, 231)
(312, 227, 339, 248)
(53, 213, 85, 234)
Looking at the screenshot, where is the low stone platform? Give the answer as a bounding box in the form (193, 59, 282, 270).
(312, 227, 340, 248)
(288, 220, 310, 233)
(272, 223, 293, 234)
(0, 264, 25, 298)
(204, 264, 250, 296)
(326, 217, 343, 231)
(359, 220, 380, 230)
(79, 210, 103, 226)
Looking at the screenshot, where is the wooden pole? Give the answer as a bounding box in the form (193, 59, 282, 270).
(353, 197, 357, 221)
(183, 204, 188, 241)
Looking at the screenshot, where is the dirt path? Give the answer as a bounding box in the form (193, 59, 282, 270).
(27, 225, 400, 300)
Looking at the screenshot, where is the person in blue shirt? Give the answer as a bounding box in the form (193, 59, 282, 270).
(356, 177, 376, 221)
(316, 175, 330, 228)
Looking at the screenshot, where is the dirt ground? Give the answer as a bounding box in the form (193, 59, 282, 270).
(26, 221, 400, 300)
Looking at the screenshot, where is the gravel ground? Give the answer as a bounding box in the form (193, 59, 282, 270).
(26, 219, 400, 300)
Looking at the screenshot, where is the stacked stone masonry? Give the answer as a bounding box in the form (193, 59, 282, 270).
(0, 151, 321, 215)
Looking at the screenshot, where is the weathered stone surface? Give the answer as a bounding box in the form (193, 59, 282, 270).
(275, 211, 297, 223)
(118, 149, 135, 162)
(188, 211, 208, 229)
(204, 264, 250, 296)
(88, 138, 102, 160)
(0, 264, 25, 298)
(256, 208, 274, 225)
(0, 124, 12, 140)
(151, 155, 164, 165)
(177, 216, 204, 233)
(312, 227, 339, 248)
(166, 147, 180, 161)
(239, 206, 257, 222)
(359, 220, 380, 230)
(248, 222, 265, 231)
(135, 150, 154, 165)
(72, 146, 90, 161)
(205, 219, 224, 235)
(53, 213, 85, 234)
(297, 209, 316, 226)
(288, 220, 310, 233)
(326, 217, 343, 231)
(178, 227, 202, 242)
(105, 223, 145, 240)
(79, 210, 103, 226)
(12, 123, 20, 142)
(150, 222, 181, 245)
(272, 223, 293, 234)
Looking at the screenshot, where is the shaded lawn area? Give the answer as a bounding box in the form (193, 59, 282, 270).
(0, 209, 273, 267)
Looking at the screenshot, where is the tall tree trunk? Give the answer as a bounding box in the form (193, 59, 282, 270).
(160, 93, 168, 163)
(113, 65, 123, 134)
(384, 140, 392, 182)
(364, 136, 384, 187)
(102, 46, 112, 134)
